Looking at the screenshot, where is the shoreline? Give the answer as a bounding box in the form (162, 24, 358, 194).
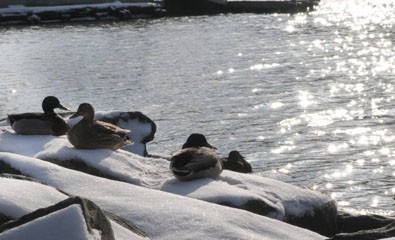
(0, 2, 164, 25)
(0, 0, 318, 26)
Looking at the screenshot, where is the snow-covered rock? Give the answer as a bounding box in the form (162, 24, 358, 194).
(0, 152, 326, 239)
(0, 175, 149, 240)
(0, 128, 337, 236)
(0, 2, 163, 25)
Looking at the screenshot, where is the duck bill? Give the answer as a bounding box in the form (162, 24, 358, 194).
(57, 103, 70, 111)
(205, 143, 217, 150)
(69, 112, 81, 119)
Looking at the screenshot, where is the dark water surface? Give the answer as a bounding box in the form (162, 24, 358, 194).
(1, 0, 395, 213)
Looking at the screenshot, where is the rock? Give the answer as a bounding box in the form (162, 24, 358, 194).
(0, 152, 326, 240)
(0, 174, 150, 239)
(337, 210, 394, 233)
(0, 197, 115, 240)
(329, 210, 395, 239)
(218, 199, 279, 217)
(330, 221, 395, 240)
(0, 214, 11, 227)
(105, 211, 150, 239)
(286, 200, 337, 237)
(45, 158, 122, 182)
(0, 161, 23, 175)
(0, 3, 163, 26)
(0, 153, 335, 237)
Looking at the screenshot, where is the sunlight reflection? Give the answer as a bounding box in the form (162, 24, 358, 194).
(338, 201, 350, 206)
(285, 25, 295, 32)
(252, 88, 263, 93)
(357, 159, 365, 166)
(327, 143, 349, 154)
(279, 168, 289, 174)
(370, 198, 379, 207)
(372, 167, 383, 173)
(271, 143, 296, 154)
(271, 102, 283, 109)
(298, 91, 315, 108)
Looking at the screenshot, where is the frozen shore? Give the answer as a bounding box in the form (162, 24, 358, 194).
(1, 110, 395, 239)
(0, 2, 163, 25)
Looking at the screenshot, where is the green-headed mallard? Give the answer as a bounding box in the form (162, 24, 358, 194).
(170, 133, 223, 181)
(7, 96, 70, 136)
(67, 103, 132, 150)
(222, 150, 252, 173)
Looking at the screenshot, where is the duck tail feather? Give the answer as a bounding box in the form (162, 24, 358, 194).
(172, 167, 191, 176)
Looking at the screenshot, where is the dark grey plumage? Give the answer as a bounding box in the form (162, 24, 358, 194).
(222, 150, 252, 173)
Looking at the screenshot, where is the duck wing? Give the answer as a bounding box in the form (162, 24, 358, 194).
(171, 149, 218, 172)
(92, 120, 131, 138)
(8, 113, 45, 125)
(47, 114, 69, 136)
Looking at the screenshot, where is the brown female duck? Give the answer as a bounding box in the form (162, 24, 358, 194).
(67, 103, 132, 150)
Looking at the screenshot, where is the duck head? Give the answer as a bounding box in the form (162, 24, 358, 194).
(228, 150, 244, 162)
(70, 103, 95, 122)
(42, 96, 70, 114)
(182, 133, 217, 149)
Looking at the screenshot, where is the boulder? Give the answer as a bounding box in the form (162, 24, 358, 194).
(330, 221, 395, 240)
(0, 197, 114, 240)
(329, 210, 395, 239)
(0, 152, 327, 240)
(0, 175, 150, 240)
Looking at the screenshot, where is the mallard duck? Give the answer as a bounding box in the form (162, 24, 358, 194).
(7, 96, 70, 136)
(170, 133, 223, 181)
(67, 103, 132, 150)
(222, 150, 252, 173)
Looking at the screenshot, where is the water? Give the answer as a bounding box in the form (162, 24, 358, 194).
(1, 0, 395, 213)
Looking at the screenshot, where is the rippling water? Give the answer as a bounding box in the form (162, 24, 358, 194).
(1, 0, 395, 213)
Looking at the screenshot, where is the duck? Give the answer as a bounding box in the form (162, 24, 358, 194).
(222, 150, 252, 173)
(7, 96, 70, 136)
(170, 133, 223, 181)
(67, 103, 132, 150)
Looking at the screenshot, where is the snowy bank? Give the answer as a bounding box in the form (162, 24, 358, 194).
(0, 126, 337, 236)
(0, 2, 163, 25)
(0, 153, 326, 239)
(0, 177, 149, 240)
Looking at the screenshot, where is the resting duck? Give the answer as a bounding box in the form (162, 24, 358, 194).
(7, 96, 69, 136)
(170, 133, 223, 181)
(67, 103, 132, 150)
(222, 150, 252, 173)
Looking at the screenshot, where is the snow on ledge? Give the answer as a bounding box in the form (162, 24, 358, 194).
(0, 2, 157, 14)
